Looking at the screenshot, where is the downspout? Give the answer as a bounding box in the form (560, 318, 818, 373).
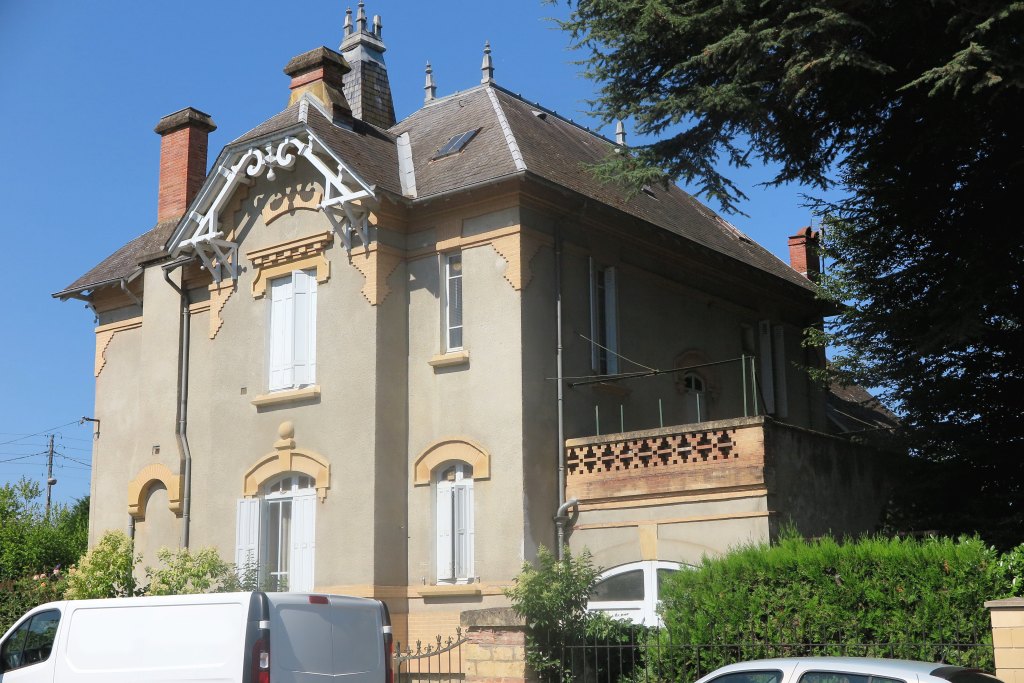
(163, 258, 194, 548)
(553, 226, 572, 560)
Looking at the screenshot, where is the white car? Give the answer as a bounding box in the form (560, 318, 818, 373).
(695, 658, 1002, 683)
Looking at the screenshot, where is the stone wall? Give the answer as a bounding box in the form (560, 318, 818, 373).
(461, 608, 533, 683)
(989, 598, 1024, 683)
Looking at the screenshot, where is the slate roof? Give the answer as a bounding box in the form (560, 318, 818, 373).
(391, 84, 814, 291)
(54, 219, 178, 298)
(61, 80, 812, 296)
(827, 382, 900, 435)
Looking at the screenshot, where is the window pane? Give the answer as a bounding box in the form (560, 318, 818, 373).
(591, 570, 644, 601)
(1, 619, 30, 671)
(656, 568, 678, 597)
(800, 673, 871, 683)
(22, 611, 60, 666)
(713, 672, 783, 683)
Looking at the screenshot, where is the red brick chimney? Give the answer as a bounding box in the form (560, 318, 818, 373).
(153, 107, 217, 223)
(788, 226, 821, 280)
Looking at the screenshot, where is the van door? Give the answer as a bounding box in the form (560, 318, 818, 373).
(0, 609, 61, 683)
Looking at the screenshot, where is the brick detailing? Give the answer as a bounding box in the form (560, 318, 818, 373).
(284, 47, 352, 118)
(787, 226, 821, 281)
(154, 108, 216, 223)
(490, 233, 542, 291)
(349, 244, 402, 306)
(567, 427, 738, 478)
(94, 317, 143, 377)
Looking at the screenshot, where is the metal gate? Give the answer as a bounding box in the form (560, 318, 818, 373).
(394, 628, 467, 683)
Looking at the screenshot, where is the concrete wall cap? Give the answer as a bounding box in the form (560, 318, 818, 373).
(284, 46, 352, 77)
(154, 107, 217, 135)
(461, 607, 526, 628)
(986, 598, 1024, 608)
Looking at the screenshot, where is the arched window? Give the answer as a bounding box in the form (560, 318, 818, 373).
(588, 560, 685, 625)
(682, 371, 708, 423)
(436, 462, 474, 583)
(237, 473, 317, 592)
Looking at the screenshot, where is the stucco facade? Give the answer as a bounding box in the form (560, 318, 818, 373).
(56, 7, 890, 643)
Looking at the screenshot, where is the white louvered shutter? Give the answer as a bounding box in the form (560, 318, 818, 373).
(604, 267, 619, 374)
(290, 493, 316, 591)
(291, 270, 316, 387)
(453, 482, 469, 579)
(269, 275, 295, 390)
(758, 320, 776, 414)
(461, 482, 475, 580)
(436, 480, 453, 581)
(235, 498, 262, 580)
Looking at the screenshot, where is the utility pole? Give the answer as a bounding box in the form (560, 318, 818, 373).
(45, 434, 55, 519)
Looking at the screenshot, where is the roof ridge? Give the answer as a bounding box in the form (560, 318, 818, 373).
(484, 87, 526, 172)
(488, 83, 619, 147)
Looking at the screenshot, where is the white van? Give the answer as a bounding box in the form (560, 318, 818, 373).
(0, 592, 393, 683)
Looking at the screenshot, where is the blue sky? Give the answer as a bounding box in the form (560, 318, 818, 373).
(0, 1, 834, 506)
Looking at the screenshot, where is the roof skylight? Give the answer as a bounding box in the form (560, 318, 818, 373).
(433, 129, 479, 159)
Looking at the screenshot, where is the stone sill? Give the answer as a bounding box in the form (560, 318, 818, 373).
(417, 584, 482, 598)
(428, 350, 470, 369)
(251, 385, 321, 407)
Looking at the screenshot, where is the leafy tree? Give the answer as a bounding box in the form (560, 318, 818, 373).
(0, 478, 88, 582)
(557, 1, 1024, 547)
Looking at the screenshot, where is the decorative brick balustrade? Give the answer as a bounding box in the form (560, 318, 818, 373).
(564, 417, 767, 502)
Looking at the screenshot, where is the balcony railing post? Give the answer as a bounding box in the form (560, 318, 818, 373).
(658, 398, 664, 428)
(741, 354, 749, 417)
(595, 404, 601, 436)
(620, 404, 625, 432)
(750, 356, 759, 415)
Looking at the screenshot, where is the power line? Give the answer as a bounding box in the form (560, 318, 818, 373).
(0, 452, 46, 464)
(58, 453, 92, 468)
(0, 420, 82, 448)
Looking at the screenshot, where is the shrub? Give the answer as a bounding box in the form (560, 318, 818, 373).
(64, 530, 141, 599)
(0, 567, 70, 634)
(506, 546, 640, 683)
(659, 533, 1015, 679)
(146, 547, 235, 595)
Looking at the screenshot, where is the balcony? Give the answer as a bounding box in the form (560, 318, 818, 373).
(565, 416, 891, 537)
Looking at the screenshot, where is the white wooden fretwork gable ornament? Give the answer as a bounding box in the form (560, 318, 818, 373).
(170, 131, 375, 283)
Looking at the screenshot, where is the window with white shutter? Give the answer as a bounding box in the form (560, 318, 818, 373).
(589, 259, 619, 375)
(268, 270, 317, 391)
(436, 462, 474, 583)
(235, 474, 316, 592)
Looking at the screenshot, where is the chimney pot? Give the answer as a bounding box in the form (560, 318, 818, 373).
(154, 107, 216, 223)
(788, 226, 821, 281)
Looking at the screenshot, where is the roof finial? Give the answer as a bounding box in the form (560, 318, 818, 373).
(425, 61, 437, 102)
(481, 40, 494, 84)
(373, 14, 382, 38)
(344, 6, 353, 36)
(356, 1, 367, 33)
(615, 120, 626, 146)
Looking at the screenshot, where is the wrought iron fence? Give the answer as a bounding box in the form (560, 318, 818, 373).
(542, 624, 994, 683)
(394, 628, 466, 683)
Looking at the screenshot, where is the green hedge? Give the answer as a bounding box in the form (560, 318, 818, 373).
(658, 534, 1017, 678)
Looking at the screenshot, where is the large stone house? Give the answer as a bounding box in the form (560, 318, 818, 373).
(55, 7, 888, 640)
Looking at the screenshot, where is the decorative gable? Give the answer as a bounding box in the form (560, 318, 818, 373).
(167, 101, 377, 284)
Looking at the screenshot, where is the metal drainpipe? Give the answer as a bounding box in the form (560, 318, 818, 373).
(162, 260, 193, 549)
(128, 515, 135, 540)
(554, 227, 569, 560)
